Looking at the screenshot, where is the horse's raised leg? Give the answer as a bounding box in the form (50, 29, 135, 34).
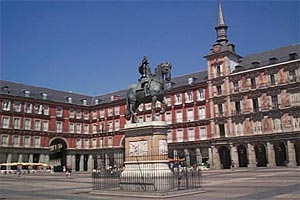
(159, 98, 167, 114)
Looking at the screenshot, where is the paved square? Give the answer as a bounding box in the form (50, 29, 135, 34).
(1, 167, 299, 200)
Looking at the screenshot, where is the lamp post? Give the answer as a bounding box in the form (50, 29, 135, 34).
(100, 119, 105, 171)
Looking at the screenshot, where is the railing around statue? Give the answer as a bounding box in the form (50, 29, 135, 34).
(92, 154, 202, 192)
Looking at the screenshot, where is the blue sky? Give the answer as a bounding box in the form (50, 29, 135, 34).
(1, 0, 299, 96)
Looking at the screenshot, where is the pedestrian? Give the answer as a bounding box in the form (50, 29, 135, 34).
(66, 166, 72, 179)
(231, 160, 236, 171)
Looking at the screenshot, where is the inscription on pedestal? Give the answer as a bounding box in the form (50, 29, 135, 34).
(129, 141, 148, 156)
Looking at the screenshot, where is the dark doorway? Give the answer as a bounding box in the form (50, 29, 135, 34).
(274, 142, 287, 166)
(84, 154, 89, 171)
(218, 146, 231, 169)
(189, 149, 197, 167)
(219, 124, 225, 137)
(49, 138, 67, 172)
(254, 143, 267, 167)
(237, 145, 248, 167)
(75, 154, 80, 171)
(295, 141, 300, 166)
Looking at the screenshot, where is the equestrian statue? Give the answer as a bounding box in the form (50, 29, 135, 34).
(125, 56, 172, 122)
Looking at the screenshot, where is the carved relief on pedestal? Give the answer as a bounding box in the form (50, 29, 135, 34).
(129, 141, 148, 156)
(159, 140, 168, 155)
(280, 90, 290, 107)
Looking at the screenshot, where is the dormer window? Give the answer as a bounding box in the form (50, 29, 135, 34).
(289, 53, 298, 60)
(251, 61, 260, 68)
(24, 90, 30, 97)
(41, 92, 48, 100)
(166, 82, 174, 90)
(1, 86, 9, 94)
(67, 97, 72, 103)
(82, 99, 87, 105)
(269, 57, 278, 65)
(188, 77, 196, 85)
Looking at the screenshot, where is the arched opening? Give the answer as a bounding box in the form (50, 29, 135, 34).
(274, 142, 287, 166)
(49, 138, 68, 172)
(218, 146, 231, 169)
(254, 143, 267, 167)
(237, 144, 248, 167)
(294, 141, 300, 166)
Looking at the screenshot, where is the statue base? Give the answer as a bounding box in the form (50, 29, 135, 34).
(119, 121, 174, 191)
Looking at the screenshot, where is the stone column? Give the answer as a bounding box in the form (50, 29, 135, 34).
(211, 146, 220, 169)
(88, 155, 93, 172)
(6, 154, 12, 170)
(267, 142, 276, 167)
(79, 154, 84, 172)
(71, 155, 76, 170)
(44, 155, 49, 164)
(196, 148, 202, 165)
(28, 154, 33, 163)
(18, 154, 23, 163)
(247, 143, 256, 168)
(67, 155, 72, 167)
(39, 154, 45, 163)
(287, 140, 297, 167)
(230, 144, 239, 167)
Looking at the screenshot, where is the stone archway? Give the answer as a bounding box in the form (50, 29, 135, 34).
(49, 138, 68, 172)
(254, 143, 267, 167)
(294, 141, 300, 166)
(237, 144, 248, 167)
(218, 146, 231, 169)
(274, 142, 287, 166)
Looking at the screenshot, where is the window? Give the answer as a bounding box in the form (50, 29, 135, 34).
(43, 121, 49, 131)
(34, 120, 41, 131)
(176, 129, 183, 142)
(289, 70, 296, 82)
(84, 111, 89, 120)
(175, 93, 182, 105)
(92, 138, 97, 148)
(165, 112, 172, 124)
(185, 91, 193, 103)
(167, 130, 172, 143)
(24, 118, 31, 130)
(56, 107, 62, 117)
(218, 104, 223, 116)
(1, 135, 8, 145)
(115, 106, 120, 115)
(76, 123, 81, 133)
(115, 120, 120, 130)
(34, 136, 40, 147)
(69, 109, 74, 118)
(14, 118, 21, 129)
(2, 116, 10, 128)
(187, 108, 194, 121)
(235, 101, 241, 114)
(145, 103, 151, 110)
(82, 99, 87, 105)
(251, 78, 256, 89)
(84, 124, 89, 134)
(34, 104, 43, 114)
(233, 81, 239, 92)
(43, 105, 49, 115)
(146, 115, 152, 122)
(108, 121, 113, 132)
(198, 107, 206, 119)
(56, 121, 62, 132)
(100, 109, 104, 118)
(176, 110, 182, 123)
(108, 107, 113, 116)
(13, 135, 19, 146)
(200, 127, 207, 140)
(92, 110, 97, 119)
(253, 99, 259, 112)
(67, 97, 72, 103)
(13, 101, 21, 112)
(165, 96, 171, 106)
(188, 128, 195, 141)
(272, 95, 279, 109)
(108, 137, 113, 148)
(76, 139, 82, 149)
(216, 85, 222, 95)
(24, 90, 30, 97)
(270, 74, 276, 85)
(93, 124, 98, 133)
(25, 103, 32, 113)
(76, 110, 81, 119)
(24, 136, 30, 147)
(219, 124, 225, 137)
(197, 89, 205, 101)
(84, 139, 89, 149)
(41, 92, 48, 100)
(216, 65, 221, 77)
(69, 123, 74, 133)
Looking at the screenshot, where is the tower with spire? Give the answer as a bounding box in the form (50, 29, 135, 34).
(205, 0, 242, 169)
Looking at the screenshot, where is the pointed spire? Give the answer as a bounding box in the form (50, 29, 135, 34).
(215, 0, 228, 44)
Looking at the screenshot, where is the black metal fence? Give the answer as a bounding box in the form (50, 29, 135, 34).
(92, 154, 202, 192)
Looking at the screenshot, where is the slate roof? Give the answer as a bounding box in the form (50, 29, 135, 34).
(1, 44, 298, 106)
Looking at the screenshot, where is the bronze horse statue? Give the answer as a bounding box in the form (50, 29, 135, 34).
(125, 62, 172, 122)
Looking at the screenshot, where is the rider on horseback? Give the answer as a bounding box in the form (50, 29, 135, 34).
(138, 56, 152, 96)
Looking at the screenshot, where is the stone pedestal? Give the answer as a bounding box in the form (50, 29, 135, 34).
(119, 121, 174, 191)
